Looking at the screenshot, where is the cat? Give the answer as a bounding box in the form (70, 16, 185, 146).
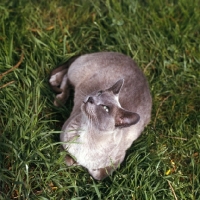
(49, 52, 152, 180)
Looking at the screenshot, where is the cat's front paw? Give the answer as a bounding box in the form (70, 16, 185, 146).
(65, 155, 77, 166)
(88, 166, 115, 180)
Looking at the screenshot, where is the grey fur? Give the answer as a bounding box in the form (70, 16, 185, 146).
(49, 52, 152, 180)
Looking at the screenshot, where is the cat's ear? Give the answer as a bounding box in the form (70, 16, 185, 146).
(107, 79, 124, 95)
(115, 108, 140, 128)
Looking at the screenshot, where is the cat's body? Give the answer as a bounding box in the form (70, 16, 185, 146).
(49, 52, 152, 180)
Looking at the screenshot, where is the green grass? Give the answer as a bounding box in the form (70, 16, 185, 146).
(0, 0, 200, 199)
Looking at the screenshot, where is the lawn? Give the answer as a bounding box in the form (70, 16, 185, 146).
(0, 0, 200, 199)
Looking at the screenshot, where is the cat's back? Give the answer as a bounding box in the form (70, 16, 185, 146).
(68, 52, 141, 87)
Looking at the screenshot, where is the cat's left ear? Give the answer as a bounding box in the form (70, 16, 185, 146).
(107, 79, 124, 95)
(115, 108, 140, 128)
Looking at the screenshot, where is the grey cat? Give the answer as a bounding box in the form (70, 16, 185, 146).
(49, 52, 152, 180)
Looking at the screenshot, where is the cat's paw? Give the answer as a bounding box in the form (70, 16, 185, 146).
(54, 92, 69, 106)
(88, 166, 115, 180)
(65, 155, 77, 166)
(49, 74, 61, 87)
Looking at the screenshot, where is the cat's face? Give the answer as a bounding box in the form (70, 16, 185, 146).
(81, 79, 140, 131)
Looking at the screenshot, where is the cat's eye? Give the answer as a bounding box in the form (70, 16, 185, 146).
(97, 90, 103, 96)
(101, 105, 109, 113)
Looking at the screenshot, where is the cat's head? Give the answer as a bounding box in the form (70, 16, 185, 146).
(81, 79, 140, 131)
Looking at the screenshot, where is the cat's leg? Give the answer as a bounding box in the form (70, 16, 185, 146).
(49, 66, 70, 106)
(49, 56, 79, 106)
(49, 65, 68, 92)
(53, 73, 70, 106)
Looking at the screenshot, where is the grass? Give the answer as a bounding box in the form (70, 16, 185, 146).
(0, 0, 200, 199)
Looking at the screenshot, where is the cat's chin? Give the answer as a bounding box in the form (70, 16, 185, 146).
(80, 103, 97, 125)
(81, 104, 114, 132)
(81, 101, 97, 118)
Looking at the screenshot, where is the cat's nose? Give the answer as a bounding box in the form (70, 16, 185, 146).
(87, 97, 94, 104)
